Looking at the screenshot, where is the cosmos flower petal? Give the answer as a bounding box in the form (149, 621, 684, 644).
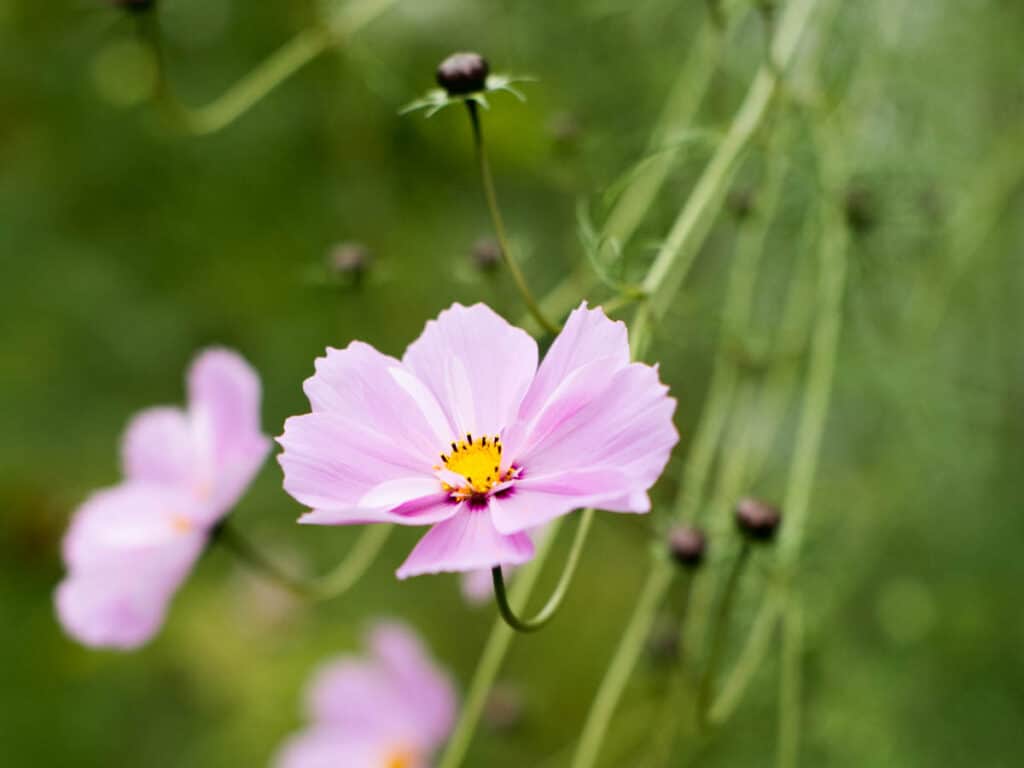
(515, 302, 630, 423)
(516, 362, 678, 490)
(55, 348, 269, 651)
(187, 348, 271, 518)
(279, 413, 435, 513)
(304, 341, 451, 460)
(61, 483, 203, 570)
(297, 493, 457, 527)
(488, 468, 641, 534)
(55, 490, 205, 650)
(402, 303, 538, 438)
(369, 621, 458, 746)
(275, 728, 382, 768)
(277, 621, 456, 768)
(460, 568, 496, 605)
(396, 506, 535, 579)
(55, 570, 177, 651)
(121, 406, 197, 487)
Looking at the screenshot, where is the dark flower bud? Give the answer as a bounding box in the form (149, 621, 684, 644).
(436, 52, 489, 95)
(327, 242, 372, 277)
(735, 497, 781, 541)
(727, 187, 756, 220)
(470, 237, 501, 271)
(483, 682, 524, 731)
(114, 0, 155, 12)
(844, 185, 876, 235)
(667, 525, 706, 567)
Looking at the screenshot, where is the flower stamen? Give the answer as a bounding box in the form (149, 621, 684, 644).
(437, 433, 516, 500)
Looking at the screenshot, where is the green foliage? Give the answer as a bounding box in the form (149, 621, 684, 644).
(1, 0, 1022, 766)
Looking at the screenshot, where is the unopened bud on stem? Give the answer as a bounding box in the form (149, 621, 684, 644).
(668, 525, 707, 567)
(735, 497, 781, 541)
(436, 52, 489, 95)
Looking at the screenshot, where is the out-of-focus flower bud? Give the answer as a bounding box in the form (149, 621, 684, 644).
(470, 237, 502, 272)
(436, 52, 490, 95)
(483, 682, 525, 731)
(735, 497, 781, 542)
(114, 0, 155, 13)
(327, 242, 372, 279)
(727, 187, 756, 220)
(844, 185, 876, 235)
(667, 525, 707, 568)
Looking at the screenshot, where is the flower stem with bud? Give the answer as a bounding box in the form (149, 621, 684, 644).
(465, 101, 560, 335)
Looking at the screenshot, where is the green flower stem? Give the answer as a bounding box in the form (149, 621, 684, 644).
(777, 594, 804, 768)
(671, 120, 789, 525)
(215, 522, 390, 601)
(491, 508, 594, 633)
(708, 585, 782, 722)
(695, 539, 752, 727)
(466, 101, 560, 335)
(601, 9, 730, 251)
(150, 0, 395, 136)
(776, 116, 849, 572)
(519, 1, 746, 335)
(639, 0, 820, 322)
(570, 557, 676, 768)
(437, 520, 563, 768)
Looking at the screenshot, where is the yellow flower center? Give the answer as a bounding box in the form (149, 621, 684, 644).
(436, 433, 515, 500)
(384, 747, 416, 768)
(170, 513, 193, 534)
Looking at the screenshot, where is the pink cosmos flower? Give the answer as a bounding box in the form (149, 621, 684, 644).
(279, 302, 677, 578)
(275, 621, 457, 768)
(55, 349, 270, 650)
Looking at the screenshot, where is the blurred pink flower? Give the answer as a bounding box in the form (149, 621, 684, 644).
(279, 302, 677, 579)
(275, 621, 457, 768)
(55, 349, 270, 650)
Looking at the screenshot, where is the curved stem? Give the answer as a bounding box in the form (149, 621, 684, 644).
(466, 101, 560, 335)
(696, 539, 752, 727)
(491, 508, 594, 632)
(148, 0, 394, 136)
(571, 558, 676, 768)
(307, 524, 392, 600)
(215, 522, 390, 602)
(437, 520, 562, 768)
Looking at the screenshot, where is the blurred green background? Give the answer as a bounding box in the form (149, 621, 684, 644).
(1, 0, 1022, 765)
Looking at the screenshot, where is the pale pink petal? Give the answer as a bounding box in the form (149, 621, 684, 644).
(488, 468, 642, 535)
(515, 303, 630, 423)
(289, 621, 455, 761)
(280, 413, 448, 525)
(511, 362, 677, 502)
(274, 728, 383, 768)
(396, 507, 535, 579)
(297, 493, 457, 527)
(370, 622, 457, 748)
(121, 407, 197, 487)
(187, 348, 271, 518)
(56, 483, 207, 649)
(62, 484, 204, 571)
(302, 341, 450, 461)
(402, 304, 537, 438)
(460, 568, 495, 605)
